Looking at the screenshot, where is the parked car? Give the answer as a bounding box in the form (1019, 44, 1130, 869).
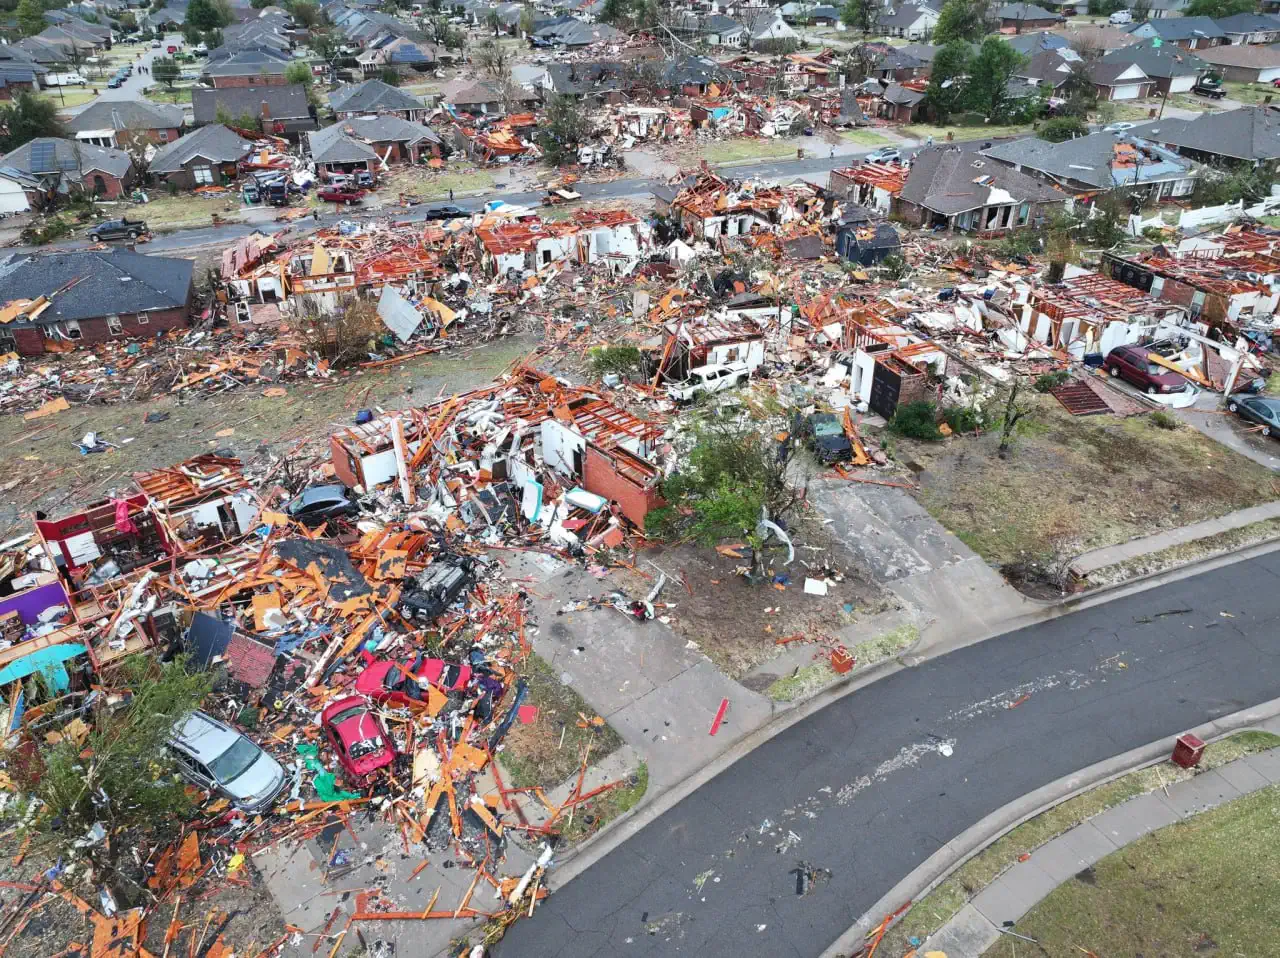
(865, 147, 902, 164)
(423, 204, 467, 220)
(152, 39, 162, 48)
(88, 217, 148, 242)
(317, 185, 366, 205)
(665, 362, 750, 402)
(283, 484, 358, 527)
(168, 711, 286, 812)
(356, 654, 473, 707)
(1103, 121, 1137, 133)
(400, 554, 478, 623)
(321, 696, 396, 786)
(1108, 8, 1132, 23)
(1103, 344, 1191, 395)
(47, 72, 87, 87)
(1227, 395, 1280, 437)
(800, 412, 853, 464)
(1193, 75, 1226, 99)
(354, 170, 375, 188)
(107, 76, 123, 88)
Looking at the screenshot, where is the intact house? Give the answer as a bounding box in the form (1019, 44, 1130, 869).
(1130, 106, 1280, 168)
(307, 123, 381, 177)
(355, 36, 438, 78)
(1101, 42, 1205, 95)
(1194, 43, 1280, 83)
(982, 131, 1197, 203)
(876, 3, 941, 41)
(895, 146, 1068, 233)
(0, 248, 194, 356)
(0, 49, 47, 100)
(738, 8, 801, 49)
(147, 125, 254, 191)
(1125, 16, 1227, 50)
(315, 115, 445, 165)
(0, 137, 136, 209)
(1087, 60, 1154, 100)
(1013, 48, 1079, 94)
(1211, 12, 1280, 46)
(329, 79, 428, 121)
(193, 85, 317, 137)
(996, 3, 1064, 31)
(65, 100, 184, 149)
(201, 47, 293, 88)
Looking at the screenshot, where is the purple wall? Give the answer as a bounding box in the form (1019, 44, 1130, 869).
(0, 581, 70, 626)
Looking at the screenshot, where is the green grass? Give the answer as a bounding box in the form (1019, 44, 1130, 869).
(560, 763, 649, 843)
(382, 165, 497, 200)
(880, 731, 1280, 957)
(766, 625, 919, 701)
(37, 88, 98, 109)
(1222, 80, 1277, 106)
(1087, 516, 1280, 588)
(983, 781, 1280, 957)
(122, 192, 242, 231)
(144, 86, 194, 104)
(842, 129, 892, 146)
(901, 122, 1034, 144)
(696, 139, 802, 164)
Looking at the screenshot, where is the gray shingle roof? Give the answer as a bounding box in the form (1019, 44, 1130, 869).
(901, 146, 1066, 215)
(1087, 60, 1147, 85)
(148, 125, 253, 174)
(1102, 41, 1205, 79)
(0, 137, 132, 180)
(996, 3, 1061, 20)
(882, 82, 925, 106)
(67, 100, 184, 134)
(1212, 13, 1280, 34)
(1128, 16, 1226, 41)
(328, 79, 425, 114)
(192, 84, 313, 126)
(1131, 106, 1280, 162)
(982, 131, 1193, 189)
(533, 18, 624, 45)
(0, 249, 192, 323)
(307, 123, 381, 164)
(202, 48, 292, 76)
(327, 114, 442, 145)
(877, 4, 940, 28)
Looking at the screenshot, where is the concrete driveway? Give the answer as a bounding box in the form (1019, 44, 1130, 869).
(1175, 389, 1280, 472)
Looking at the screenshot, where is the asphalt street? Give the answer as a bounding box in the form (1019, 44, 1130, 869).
(495, 553, 1280, 958)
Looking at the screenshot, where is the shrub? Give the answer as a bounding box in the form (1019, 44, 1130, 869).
(588, 345, 642, 378)
(943, 404, 985, 434)
(890, 400, 943, 441)
(1149, 410, 1179, 430)
(1034, 370, 1071, 393)
(1040, 115, 1088, 143)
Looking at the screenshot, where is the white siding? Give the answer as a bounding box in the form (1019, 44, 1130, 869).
(0, 177, 29, 214)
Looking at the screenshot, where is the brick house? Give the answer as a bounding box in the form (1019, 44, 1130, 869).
(0, 249, 194, 356)
(202, 48, 293, 89)
(66, 101, 185, 149)
(328, 79, 429, 121)
(147, 125, 254, 191)
(314, 116, 445, 165)
(0, 137, 137, 208)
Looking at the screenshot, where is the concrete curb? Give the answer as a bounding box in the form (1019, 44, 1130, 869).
(818, 695, 1280, 958)
(1070, 529, 1280, 592)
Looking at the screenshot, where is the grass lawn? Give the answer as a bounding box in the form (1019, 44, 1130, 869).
(983, 779, 1280, 957)
(122, 192, 243, 230)
(880, 730, 1280, 957)
(1222, 80, 1277, 105)
(498, 654, 623, 790)
(381, 164, 497, 200)
(842, 129, 893, 146)
(144, 85, 194, 104)
(901, 122, 1033, 144)
(1101, 102, 1161, 122)
(560, 764, 649, 843)
(695, 139, 801, 164)
(893, 393, 1279, 570)
(38, 88, 97, 109)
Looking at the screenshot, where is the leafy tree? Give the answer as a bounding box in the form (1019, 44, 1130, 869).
(518, 5, 535, 35)
(284, 60, 314, 86)
(379, 66, 400, 85)
(118, 10, 138, 31)
(840, 0, 875, 35)
(10, 657, 212, 902)
(186, 0, 229, 30)
(16, 0, 45, 36)
(205, 27, 224, 48)
(589, 345, 642, 378)
(0, 92, 65, 153)
(151, 56, 180, 89)
(309, 27, 342, 62)
(963, 37, 1023, 119)
(182, 20, 202, 44)
(599, 0, 629, 24)
(290, 0, 322, 28)
(1132, 0, 1152, 20)
(1040, 115, 1088, 141)
(538, 94, 589, 165)
(1184, 0, 1253, 15)
(933, 0, 990, 44)
(484, 6, 501, 33)
(997, 377, 1034, 457)
(213, 0, 235, 25)
(924, 39, 973, 120)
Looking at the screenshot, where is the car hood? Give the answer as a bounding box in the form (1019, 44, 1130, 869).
(222, 751, 285, 806)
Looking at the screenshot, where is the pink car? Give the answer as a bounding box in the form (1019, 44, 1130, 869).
(355, 655, 472, 708)
(320, 696, 396, 786)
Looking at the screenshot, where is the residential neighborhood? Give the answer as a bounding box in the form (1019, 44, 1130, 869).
(4, 0, 1280, 957)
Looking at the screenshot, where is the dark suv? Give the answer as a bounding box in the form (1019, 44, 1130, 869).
(1103, 345, 1190, 395)
(88, 218, 148, 242)
(400, 554, 477, 623)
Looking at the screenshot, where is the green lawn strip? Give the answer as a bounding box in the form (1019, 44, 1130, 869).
(983, 780, 1280, 957)
(880, 731, 1280, 955)
(1086, 516, 1280, 589)
(767, 625, 918, 701)
(842, 130, 893, 146)
(559, 763, 649, 844)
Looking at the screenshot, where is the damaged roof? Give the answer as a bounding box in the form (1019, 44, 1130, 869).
(902, 146, 1067, 214)
(1131, 106, 1280, 162)
(149, 124, 254, 174)
(0, 249, 193, 323)
(307, 122, 382, 164)
(983, 131, 1192, 189)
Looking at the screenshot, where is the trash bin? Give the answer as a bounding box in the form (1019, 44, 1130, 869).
(1172, 733, 1206, 769)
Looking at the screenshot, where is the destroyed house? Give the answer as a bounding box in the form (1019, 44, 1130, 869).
(817, 307, 941, 419)
(669, 174, 796, 241)
(475, 210, 642, 276)
(0, 249, 194, 356)
(133, 455, 259, 549)
(829, 162, 908, 216)
(660, 317, 767, 380)
(1026, 271, 1189, 357)
(541, 61, 632, 103)
(1103, 251, 1279, 324)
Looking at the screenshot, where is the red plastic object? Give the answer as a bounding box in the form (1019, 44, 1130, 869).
(1172, 733, 1206, 769)
(708, 698, 730, 736)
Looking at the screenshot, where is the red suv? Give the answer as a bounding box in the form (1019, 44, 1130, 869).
(1103, 345, 1190, 395)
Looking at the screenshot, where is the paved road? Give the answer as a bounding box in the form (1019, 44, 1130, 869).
(495, 552, 1280, 958)
(54, 33, 184, 116)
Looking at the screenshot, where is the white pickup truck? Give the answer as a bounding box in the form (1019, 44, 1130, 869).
(46, 72, 87, 87)
(665, 362, 750, 402)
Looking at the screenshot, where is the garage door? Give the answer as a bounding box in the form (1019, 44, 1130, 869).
(1112, 83, 1143, 100)
(1169, 75, 1196, 93)
(0, 182, 28, 215)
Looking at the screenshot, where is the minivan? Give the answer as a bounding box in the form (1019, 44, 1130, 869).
(169, 711, 286, 812)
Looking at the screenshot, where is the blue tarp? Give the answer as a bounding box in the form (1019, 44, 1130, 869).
(0, 642, 87, 690)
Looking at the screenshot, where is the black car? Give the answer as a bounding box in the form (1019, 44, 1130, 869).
(423, 204, 466, 221)
(284, 484, 358, 527)
(400, 554, 477, 623)
(88, 218, 148, 242)
(801, 412, 853, 464)
(1227, 395, 1280, 438)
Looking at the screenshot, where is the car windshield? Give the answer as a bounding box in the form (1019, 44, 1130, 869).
(811, 417, 843, 437)
(208, 736, 259, 783)
(329, 706, 365, 726)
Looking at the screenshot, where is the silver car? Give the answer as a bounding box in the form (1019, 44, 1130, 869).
(168, 711, 286, 813)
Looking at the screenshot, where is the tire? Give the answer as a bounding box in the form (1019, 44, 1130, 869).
(1108, 365, 1119, 377)
(1264, 426, 1273, 438)
(346, 199, 355, 206)
(1146, 386, 1157, 395)
(128, 230, 138, 238)
(1228, 401, 1239, 412)
(89, 234, 100, 242)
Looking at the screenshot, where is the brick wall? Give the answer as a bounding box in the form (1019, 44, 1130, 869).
(582, 444, 665, 531)
(213, 74, 289, 89)
(11, 305, 190, 357)
(83, 171, 130, 200)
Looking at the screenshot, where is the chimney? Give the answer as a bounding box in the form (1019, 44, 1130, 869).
(260, 99, 270, 120)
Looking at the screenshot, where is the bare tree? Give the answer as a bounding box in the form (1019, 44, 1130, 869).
(998, 376, 1034, 457)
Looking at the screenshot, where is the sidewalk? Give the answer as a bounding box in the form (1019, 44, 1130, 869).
(924, 736, 1280, 956)
(1069, 500, 1280, 577)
